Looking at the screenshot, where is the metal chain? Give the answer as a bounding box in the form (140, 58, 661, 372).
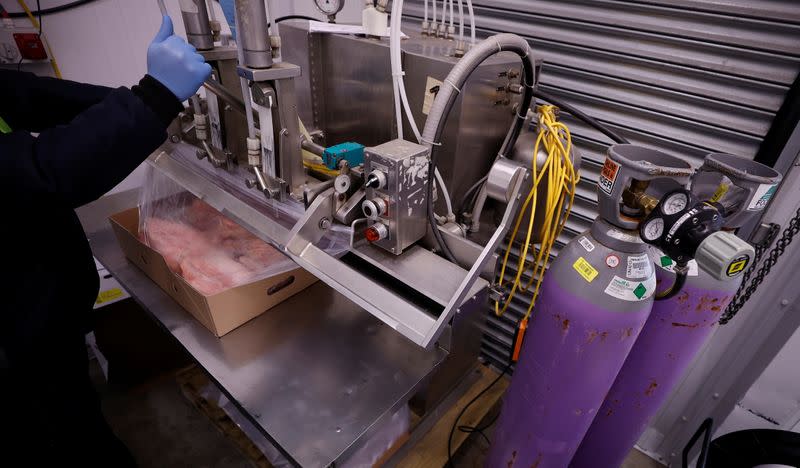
(720, 207, 800, 324)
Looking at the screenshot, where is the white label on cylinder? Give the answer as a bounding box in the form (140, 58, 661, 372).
(604, 274, 656, 301)
(179, 0, 199, 13)
(626, 253, 652, 279)
(578, 236, 595, 252)
(747, 183, 777, 211)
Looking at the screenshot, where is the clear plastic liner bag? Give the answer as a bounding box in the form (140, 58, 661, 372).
(163, 142, 351, 256)
(138, 164, 298, 296)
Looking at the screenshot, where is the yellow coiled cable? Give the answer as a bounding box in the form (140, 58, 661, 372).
(495, 105, 579, 322)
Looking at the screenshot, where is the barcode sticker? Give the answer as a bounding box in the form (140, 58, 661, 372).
(578, 236, 595, 252)
(573, 257, 598, 282)
(626, 253, 652, 279)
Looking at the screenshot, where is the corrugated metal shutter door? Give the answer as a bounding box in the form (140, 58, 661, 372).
(404, 0, 800, 369)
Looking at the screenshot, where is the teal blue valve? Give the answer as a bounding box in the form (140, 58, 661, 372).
(323, 142, 365, 170)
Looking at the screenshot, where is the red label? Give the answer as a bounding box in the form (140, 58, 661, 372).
(599, 158, 620, 195)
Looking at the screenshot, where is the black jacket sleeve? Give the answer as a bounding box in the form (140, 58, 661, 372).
(0, 74, 183, 209)
(0, 70, 112, 132)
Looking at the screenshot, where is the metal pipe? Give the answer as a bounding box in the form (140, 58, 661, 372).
(180, 0, 214, 50)
(301, 137, 325, 157)
(201, 80, 253, 118)
(235, 0, 272, 69)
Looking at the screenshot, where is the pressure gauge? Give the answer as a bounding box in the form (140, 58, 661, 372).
(315, 0, 345, 16)
(661, 192, 689, 216)
(641, 217, 664, 242)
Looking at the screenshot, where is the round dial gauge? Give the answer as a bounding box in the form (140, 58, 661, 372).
(642, 217, 664, 241)
(662, 192, 688, 216)
(315, 0, 345, 15)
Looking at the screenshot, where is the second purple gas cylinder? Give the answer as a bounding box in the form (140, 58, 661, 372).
(570, 153, 782, 468)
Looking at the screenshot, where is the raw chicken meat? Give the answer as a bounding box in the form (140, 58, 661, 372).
(180, 249, 253, 296)
(236, 240, 285, 271)
(142, 217, 209, 274)
(140, 197, 290, 296)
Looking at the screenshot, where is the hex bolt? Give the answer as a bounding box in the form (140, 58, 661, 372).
(170, 135, 181, 143)
(318, 217, 331, 230)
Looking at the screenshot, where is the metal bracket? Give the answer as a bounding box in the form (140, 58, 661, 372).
(750, 222, 781, 249)
(237, 62, 302, 82)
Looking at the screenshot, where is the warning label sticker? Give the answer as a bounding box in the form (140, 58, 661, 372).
(626, 253, 652, 279)
(578, 236, 595, 252)
(598, 158, 620, 195)
(604, 274, 656, 302)
(573, 257, 599, 282)
(422, 76, 443, 116)
(747, 184, 777, 211)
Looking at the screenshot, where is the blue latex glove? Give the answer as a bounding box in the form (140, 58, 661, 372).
(147, 15, 212, 101)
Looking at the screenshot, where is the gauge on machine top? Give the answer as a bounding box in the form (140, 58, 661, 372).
(661, 192, 689, 216)
(641, 217, 664, 242)
(315, 0, 345, 16)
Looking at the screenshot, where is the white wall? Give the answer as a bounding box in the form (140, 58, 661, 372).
(715, 323, 800, 437)
(1, 0, 356, 195)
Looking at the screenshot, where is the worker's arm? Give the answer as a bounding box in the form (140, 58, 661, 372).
(0, 16, 210, 209)
(0, 70, 112, 132)
(1, 77, 183, 208)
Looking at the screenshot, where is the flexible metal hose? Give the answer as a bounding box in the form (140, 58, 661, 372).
(421, 33, 535, 262)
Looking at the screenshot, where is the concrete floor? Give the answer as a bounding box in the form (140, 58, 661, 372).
(95, 361, 664, 468)
(94, 367, 252, 467)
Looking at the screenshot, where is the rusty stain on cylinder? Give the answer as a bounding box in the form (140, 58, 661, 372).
(621, 327, 634, 340)
(508, 450, 517, 468)
(645, 379, 658, 396)
(672, 322, 699, 328)
(532, 453, 543, 468)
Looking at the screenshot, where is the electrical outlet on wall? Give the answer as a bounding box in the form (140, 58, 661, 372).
(0, 25, 46, 65)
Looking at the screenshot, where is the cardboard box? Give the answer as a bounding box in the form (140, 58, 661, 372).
(109, 207, 317, 337)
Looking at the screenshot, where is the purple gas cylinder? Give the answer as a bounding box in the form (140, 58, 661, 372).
(486, 220, 656, 468)
(569, 255, 738, 468)
(486, 144, 695, 468)
(571, 153, 782, 468)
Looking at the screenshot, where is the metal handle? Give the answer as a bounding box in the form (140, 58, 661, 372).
(682, 417, 714, 468)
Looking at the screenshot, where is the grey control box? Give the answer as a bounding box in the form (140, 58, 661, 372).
(363, 140, 431, 255)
